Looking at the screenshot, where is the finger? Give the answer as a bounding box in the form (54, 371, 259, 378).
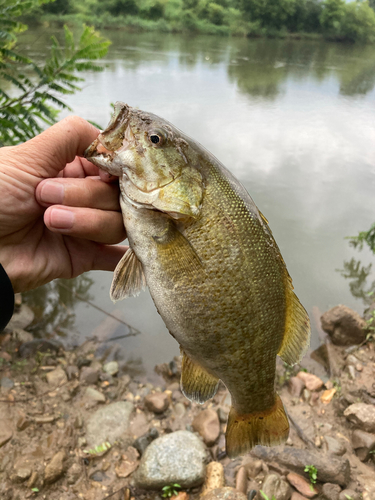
(62, 157, 100, 178)
(18, 116, 99, 178)
(99, 169, 119, 183)
(44, 206, 126, 244)
(92, 244, 129, 272)
(36, 177, 121, 211)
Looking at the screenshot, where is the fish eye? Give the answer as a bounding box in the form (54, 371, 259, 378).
(148, 129, 166, 146)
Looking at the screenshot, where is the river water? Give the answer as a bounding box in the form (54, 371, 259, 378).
(20, 28, 375, 378)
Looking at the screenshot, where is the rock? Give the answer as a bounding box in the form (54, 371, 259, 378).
(27, 471, 38, 489)
(296, 372, 324, 391)
(46, 366, 67, 387)
(134, 430, 207, 489)
(80, 367, 99, 384)
(133, 427, 159, 456)
(84, 387, 106, 403)
(348, 365, 356, 380)
(291, 495, 308, 500)
(103, 361, 119, 376)
(287, 472, 317, 498)
(201, 487, 247, 500)
(85, 401, 134, 447)
(261, 473, 291, 500)
(0, 377, 14, 389)
(242, 456, 264, 479)
(321, 483, 341, 500)
(288, 377, 305, 397)
(18, 339, 61, 358)
(251, 446, 350, 486)
(321, 388, 336, 404)
(66, 365, 79, 380)
(7, 304, 34, 330)
(235, 466, 247, 494)
(174, 402, 186, 417)
(201, 462, 225, 496)
(67, 463, 82, 484)
(0, 422, 12, 448)
(339, 490, 360, 500)
(115, 446, 139, 478)
(13, 466, 31, 482)
(144, 392, 169, 414)
(344, 403, 375, 432)
(324, 436, 346, 456)
(321, 305, 366, 346)
(13, 329, 33, 343)
(355, 363, 363, 372)
(192, 409, 220, 446)
(16, 412, 31, 431)
(0, 351, 11, 362)
(351, 429, 375, 461)
(44, 451, 65, 483)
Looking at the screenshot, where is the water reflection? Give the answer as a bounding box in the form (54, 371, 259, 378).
(339, 258, 375, 305)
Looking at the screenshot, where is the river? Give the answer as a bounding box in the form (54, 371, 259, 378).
(19, 27, 375, 378)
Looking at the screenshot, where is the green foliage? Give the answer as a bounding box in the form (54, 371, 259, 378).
(83, 441, 112, 457)
(304, 464, 318, 486)
(349, 223, 375, 253)
(0, 1, 110, 145)
(260, 491, 277, 500)
(162, 484, 181, 498)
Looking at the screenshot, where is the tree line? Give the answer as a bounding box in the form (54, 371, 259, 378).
(35, 0, 375, 42)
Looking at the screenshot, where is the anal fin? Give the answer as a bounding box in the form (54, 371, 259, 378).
(278, 282, 311, 366)
(225, 393, 289, 458)
(180, 351, 219, 404)
(110, 248, 146, 302)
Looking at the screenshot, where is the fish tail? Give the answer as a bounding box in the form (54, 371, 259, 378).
(225, 393, 289, 458)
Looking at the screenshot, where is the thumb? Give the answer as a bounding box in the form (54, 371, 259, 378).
(18, 116, 99, 178)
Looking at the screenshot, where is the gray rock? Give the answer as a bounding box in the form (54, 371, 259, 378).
(84, 387, 106, 403)
(344, 403, 375, 432)
(85, 401, 134, 447)
(201, 487, 247, 500)
(80, 367, 99, 385)
(351, 429, 375, 461)
(7, 305, 34, 330)
(0, 377, 14, 389)
(339, 490, 360, 500)
(44, 451, 65, 483)
(134, 430, 207, 489)
(133, 428, 159, 456)
(251, 446, 350, 486)
(46, 367, 68, 388)
(324, 436, 346, 456)
(288, 377, 305, 397)
(66, 463, 82, 485)
(13, 329, 33, 343)
(322, 483, 341, 500)
(261, 473, 291, 500)
(321, 305, 366, 346)
(103, 361, 119, 376)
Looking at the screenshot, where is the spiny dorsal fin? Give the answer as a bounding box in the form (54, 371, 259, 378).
(278, 281, 311, 366)
(110, 248, 146, 303)
(180, 350, 219, 404)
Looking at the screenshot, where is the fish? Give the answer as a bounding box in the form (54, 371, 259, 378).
(85, 102, 310, 458)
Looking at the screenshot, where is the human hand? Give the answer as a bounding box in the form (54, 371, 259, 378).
(0, 116, 127, 293)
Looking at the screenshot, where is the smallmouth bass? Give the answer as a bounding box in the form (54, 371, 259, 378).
(85, 102, 310, 457)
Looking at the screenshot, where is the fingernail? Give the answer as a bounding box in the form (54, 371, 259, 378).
(40, 181, 64, 204)
(49, 208, 75, 229)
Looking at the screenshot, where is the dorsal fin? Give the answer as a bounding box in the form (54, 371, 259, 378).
(110, 248, 146, 302)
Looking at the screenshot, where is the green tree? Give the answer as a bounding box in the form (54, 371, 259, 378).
(0, 0, 110, 145)
(340, 1, 375, 42)
(320, 0, 345, 36)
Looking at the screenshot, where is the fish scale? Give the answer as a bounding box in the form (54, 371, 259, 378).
(85, 102, 310, 457)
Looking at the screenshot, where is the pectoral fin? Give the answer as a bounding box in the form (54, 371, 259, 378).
(110, 248, 146, 302)
(278, 280, 311, 366)
(180, 351, 219, 404)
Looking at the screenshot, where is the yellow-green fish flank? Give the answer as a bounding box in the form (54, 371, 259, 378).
(85, 102, 311, 458)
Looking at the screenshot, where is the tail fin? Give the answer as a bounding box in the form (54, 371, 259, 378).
(225, 393, 289, 458)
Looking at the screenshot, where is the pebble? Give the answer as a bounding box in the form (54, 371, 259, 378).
(174, 402, 186, 417)
(288, 376, 305, 397)
(0, 422, 12, 448)
(66, 365, 79, 380)
(134, 430, 207, 489)
(84, 387, 106, 403)
(355, 363, 363, 372)
(66, 463, 82, 484)
(291, 494, 308, 500)
(103, 361, 119, 376)
(324, 436, 346, 456)
(0, 377, 14, 389)
(14, 466, 32, 482)
(339, 490, 360, 500)
(321, 388, 336, 404)
(302, 388, 311, 402)
(192, 408, 220, 446)
(7, 304, 34, 330)
(348, 365, 356, 379)
(262, 473, 291, 500)
(44, 450, 65, 483)
(201, 487, 247, 500)
(297, 371, 324, 391)
(133, 428, 159, 456)
(46, 367, 68, 388)
(235, 466, 247, 494)
(242, 456, 264, 478)
(201, 462, 225, 496)
(115, 446, 139, 478)
(321, 483, 341, 500)
(321, 305, 366, 346)
(27, 471, 38, 489)
(287, 472, 318, 498)
(144, 392, 169, 414)
(344, 403, 375, 432)
(85, 401, 134, 447)
(80, 367, 99, 385)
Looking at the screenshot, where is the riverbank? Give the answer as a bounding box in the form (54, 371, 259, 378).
(0, 298, 375, 499)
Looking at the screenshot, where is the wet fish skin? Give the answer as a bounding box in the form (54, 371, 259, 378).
(85, 102, 310, 457)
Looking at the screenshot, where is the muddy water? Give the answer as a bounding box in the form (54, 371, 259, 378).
(20, 28, 375, 377)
